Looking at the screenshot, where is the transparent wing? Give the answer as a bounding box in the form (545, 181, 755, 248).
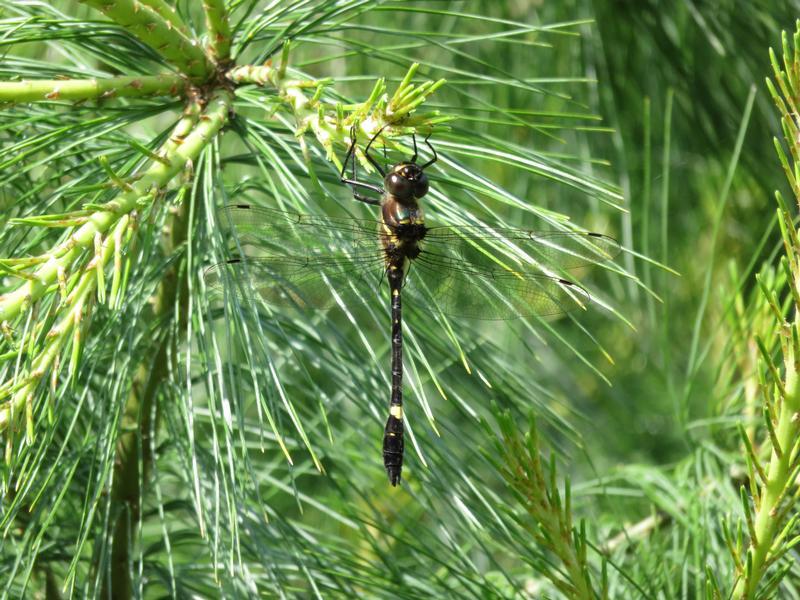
(218, 203, 381, 253)
(207, 203, 388, 310)
(207, 203, 618, 319)
(219, 205, 620, 271)
(407, 251, 591, 320)
(422, 225, 620, 273)
(204, 253, 386, 310)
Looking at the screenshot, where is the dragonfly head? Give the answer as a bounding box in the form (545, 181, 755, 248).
(385, 163, 429, 202)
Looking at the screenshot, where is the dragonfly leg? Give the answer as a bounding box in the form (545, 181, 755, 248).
(421, 131, 437, 170)
(345, 188, 381, 206)
(340, 124, 358, 181)
(410, 132, 418, 164)
(364, 126, 388, 176)
(340, 176, 383, 204)
(340, 125, 384, 204)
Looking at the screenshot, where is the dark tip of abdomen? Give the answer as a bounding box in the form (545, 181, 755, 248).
(383, 414, 404, 486)
(386, 466, 401, 487)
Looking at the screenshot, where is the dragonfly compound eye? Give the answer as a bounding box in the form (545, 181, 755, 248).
(386, 172, 412, 198)
(414, 174, 429, 198)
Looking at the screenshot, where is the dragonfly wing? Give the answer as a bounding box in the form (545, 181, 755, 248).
(208, 203, 389, 311)
(218, 204, 381, 253)
(205, 252, 387, 311)
(407, 251, 591, 320)
(422, 225, 620, 273)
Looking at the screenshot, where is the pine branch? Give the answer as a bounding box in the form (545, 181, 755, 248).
(228, 47, 450, 167)
(202, 0, 232, 63)
(0, 74, 186, 103)
(731, 21, 800, 599)
(0, 91, 231, 435)
(138, 0, 192, 37)
(489, 410, 601, 599)
(77, 0, 213, 80)
(106, 190, 192, 598)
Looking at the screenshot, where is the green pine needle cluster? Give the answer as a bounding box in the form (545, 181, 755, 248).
(725, 22, 800, 599)
(489, 410, 603, 598)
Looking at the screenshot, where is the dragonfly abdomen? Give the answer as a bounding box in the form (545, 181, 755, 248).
(384, 263, 405, 486)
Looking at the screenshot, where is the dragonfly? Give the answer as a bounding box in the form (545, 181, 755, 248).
(206, 126, 619, 486)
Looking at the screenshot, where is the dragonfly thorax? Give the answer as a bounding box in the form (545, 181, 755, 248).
(381, 195, 426, 262)
(382, 196, 425, 232)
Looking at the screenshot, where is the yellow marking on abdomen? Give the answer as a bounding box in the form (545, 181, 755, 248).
(390, 406, 403, 419)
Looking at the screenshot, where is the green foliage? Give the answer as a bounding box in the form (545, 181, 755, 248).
(725, 23, 800, 598)
(1, 1, 800, 599)
(489, 409, 604, 598)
